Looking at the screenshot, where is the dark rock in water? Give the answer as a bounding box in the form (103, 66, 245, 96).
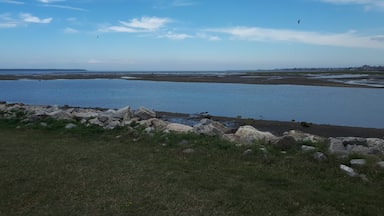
(274, 136, 297, 150)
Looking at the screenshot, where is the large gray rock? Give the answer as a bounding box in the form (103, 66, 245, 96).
(329, 137, 384, 156)
(234, 125, 277, 143)
(366, 138, 384, 155)
(88, 118, 104, 127)
(273, 136, 297, 150)
(115, 106, 132, 121)
(328, 137, 349, 155)
(283, 130, 324, 143)
(193, 118, 229, 136)
(134, 107, 156, 120)
(166, 123, 193, 133)
(72, 110, 100, 119)
(47, 110, 73, 120)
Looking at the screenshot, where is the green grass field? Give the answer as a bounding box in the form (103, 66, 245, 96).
(1, 118, 383, 216)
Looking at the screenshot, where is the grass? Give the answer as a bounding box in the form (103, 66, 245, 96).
(0, 117, 384, 216)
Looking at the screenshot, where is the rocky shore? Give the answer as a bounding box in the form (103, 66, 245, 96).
(2, 102, 384, 178)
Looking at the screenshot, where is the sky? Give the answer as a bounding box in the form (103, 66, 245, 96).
(1, 0, 384, 71)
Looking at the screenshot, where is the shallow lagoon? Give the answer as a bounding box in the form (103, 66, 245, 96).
(1, 79, 383, 128)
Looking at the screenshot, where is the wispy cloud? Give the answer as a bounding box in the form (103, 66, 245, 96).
(196, 33, 221, 41)
(160, 31, 193, 40)
(0, 22, 17, 28)
(20, 13, 52, 24)
(63, 27, 78, 33)
(209, 26, 384, 49)
(0, 0, 24, 4)
(154, 0, 197, 8)
(42, 4, 87, 11)
(37, 0, 65, 3)
(0, 13, 17, 28)
(101, 16, 170, 33)
(171, 0, 196, 7)
(1, 13, 53, 27)
(320, 0, 384, 10)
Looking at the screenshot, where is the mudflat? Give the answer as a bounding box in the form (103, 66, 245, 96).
(1, 71, 384, 88)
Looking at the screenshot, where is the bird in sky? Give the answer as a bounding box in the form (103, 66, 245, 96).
(297, 19, 301, 24)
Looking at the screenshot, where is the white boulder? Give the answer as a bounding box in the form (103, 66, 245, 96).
(166, 123, 193, 133)
(234, 125, 277, 143)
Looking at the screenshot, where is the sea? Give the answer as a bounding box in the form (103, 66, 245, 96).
(1, 70, 384, 128)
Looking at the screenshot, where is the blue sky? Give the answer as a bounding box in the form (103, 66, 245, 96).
(1, 0, 384, 70)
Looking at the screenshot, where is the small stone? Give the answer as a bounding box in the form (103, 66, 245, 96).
(340, 164, 358, 177)
(65, 123, 77, 129)
(313, 152, 328, 162)
(359, 174, 369, 182)
(301, 145, 316, 152)
(178, 140, 189, 146)
(376, 161, 384, 168)
(243, 149, 253, 155)
(182, 148, 195, 154)
(350, 159, 366, 166)
(40, 122, 48, 127)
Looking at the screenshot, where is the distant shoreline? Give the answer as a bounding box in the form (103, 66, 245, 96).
(1, 71, 383, 88)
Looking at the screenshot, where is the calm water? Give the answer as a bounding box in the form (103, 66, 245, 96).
(1, 79, 383, 128)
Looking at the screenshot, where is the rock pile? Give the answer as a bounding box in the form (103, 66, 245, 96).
(2, 102, 384, 179)
(1, 102, 384, 161)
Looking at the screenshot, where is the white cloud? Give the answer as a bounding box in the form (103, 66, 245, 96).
(210, 26, 384, 49)
(20, 13, 52, 24)
(63, 27, 78, 33)
(101, 16, 170, 33)
(0, 0, 24, 4)
(120, 17, 170, 31)
(320, 0, 384, 10)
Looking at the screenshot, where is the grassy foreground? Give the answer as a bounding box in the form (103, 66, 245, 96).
(0, 118, 383, 216)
